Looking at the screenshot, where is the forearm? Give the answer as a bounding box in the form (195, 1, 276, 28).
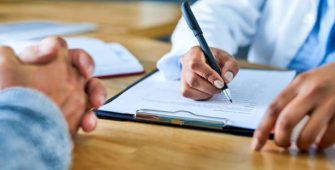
(0, 87, 71, 170)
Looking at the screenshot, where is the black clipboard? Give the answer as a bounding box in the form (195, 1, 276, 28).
(95, 69, 262, 137)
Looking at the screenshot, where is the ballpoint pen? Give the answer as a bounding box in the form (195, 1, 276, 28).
(181, 0, 233, 103)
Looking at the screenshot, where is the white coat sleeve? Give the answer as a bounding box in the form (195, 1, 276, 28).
(157, 0, 265, 80)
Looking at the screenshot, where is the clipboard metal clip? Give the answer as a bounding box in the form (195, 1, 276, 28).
(135, 109, 229, 130)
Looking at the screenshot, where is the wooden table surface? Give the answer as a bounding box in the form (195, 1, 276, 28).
(0, 0, 180, 38)
(72, 36, 335, 170)
(1, 1, 335, 170)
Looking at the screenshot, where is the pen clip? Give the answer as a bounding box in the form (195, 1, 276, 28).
(181, 0, 203, 36)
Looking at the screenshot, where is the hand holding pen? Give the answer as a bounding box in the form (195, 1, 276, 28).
(180, 0, 239, 101)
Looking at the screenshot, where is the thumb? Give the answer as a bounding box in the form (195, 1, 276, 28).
(18, 38, 62, 64)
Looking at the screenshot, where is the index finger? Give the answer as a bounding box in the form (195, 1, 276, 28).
(187, 58, 226, 90)
(252, 83, 297, 151)
(212, 49, 239, 83)
(18, 37, 68, 64)
(69, 49, 95, 79)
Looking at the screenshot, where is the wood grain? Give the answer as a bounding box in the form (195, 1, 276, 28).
(72, 36, 335, 170)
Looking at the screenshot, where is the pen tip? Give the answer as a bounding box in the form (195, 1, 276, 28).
(229, 99, 233, 103)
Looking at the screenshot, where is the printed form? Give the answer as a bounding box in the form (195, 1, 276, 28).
(99, 69, 296, 129)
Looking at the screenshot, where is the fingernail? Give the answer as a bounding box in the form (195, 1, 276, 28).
(214, 80, 224, 89)
(224, 71, 234, 83)
(251, 138, 261, 151)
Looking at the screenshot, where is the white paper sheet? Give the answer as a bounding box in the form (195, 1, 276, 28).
(0, 20, 96, 41)
(65, 38, 144, 77)
(0, 37, 144, 77)
(99, 69, 296, 129)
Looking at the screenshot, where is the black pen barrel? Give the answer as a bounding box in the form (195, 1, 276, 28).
(196, 34, 222, 75)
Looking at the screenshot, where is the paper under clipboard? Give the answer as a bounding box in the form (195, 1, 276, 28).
(97, 69, 295, 136)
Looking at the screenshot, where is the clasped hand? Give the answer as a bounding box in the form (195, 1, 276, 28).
(0, 37, 107, 138)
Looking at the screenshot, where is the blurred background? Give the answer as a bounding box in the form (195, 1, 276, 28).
(90, 0, 197, 2)
(0, 0, 197, 3)
(0, 0, 248, 58)
(69, 0, 196, 3)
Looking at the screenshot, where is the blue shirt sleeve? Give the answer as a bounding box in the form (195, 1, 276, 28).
(0, 87, 71, 170)
(288, 0, 335, 73)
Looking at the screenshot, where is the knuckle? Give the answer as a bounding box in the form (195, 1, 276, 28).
(190, 45, 201, 52)
(294, 73, 309, 84)
(277, 115, 294, 132)
(208, 74, 219, 84)
(203, 72, 213, 81)
(219, 48, 229, 56)
(188, 75, 199, 87)
(223, 60, 239, 73)
(273, 93, 288, 107)
(273, 133, 291, 148)
(77, 50, 93, 64)
(180, 81, 189, 98)
(76, 48, 92, 59)
(76, 93, 86, 109)
(273, 97, 284, 107)
(48, 36, 68, 48)
(253, 128, 267, 140)
(0, 46, 14, 52)
(267, 102, 279, 117)
(277, 91, 289, 100)
(187, 46, 201, 58)
(274, 138, 289, 148)
(228, 63, 239, 75)
(88, 78, 98, 91)
(181, 88, 191, 98)
(307, 81, 327, 96)
(232, 60, 239, 70)
(0, 46, 14, 62)
(297, 135, 313, 150)
(53, 36, 66, 44)
(211, 49, 220, 57)
(189, 61, 201, 71)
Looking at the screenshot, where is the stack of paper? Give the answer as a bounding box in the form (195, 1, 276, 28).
(1, 37, 144, 77)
